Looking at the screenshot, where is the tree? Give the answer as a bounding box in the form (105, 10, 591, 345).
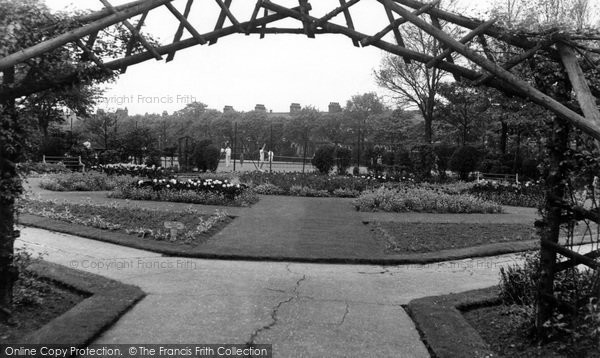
(374, 2, 459, 143)
(82, 110, 118, 151)
(344, 93, 387, 165)
(435, 82, 490, 146)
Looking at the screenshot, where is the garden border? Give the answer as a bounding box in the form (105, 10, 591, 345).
(18, 260, 145, 345)
(19, 214, 539, 264)
(405, 286, 500, 358)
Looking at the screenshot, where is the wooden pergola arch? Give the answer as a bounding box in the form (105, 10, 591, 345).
(1, 0, 600, 333)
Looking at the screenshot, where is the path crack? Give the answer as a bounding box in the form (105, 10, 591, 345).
(246, 275, 306, 345)
(337, 302, 350, 326)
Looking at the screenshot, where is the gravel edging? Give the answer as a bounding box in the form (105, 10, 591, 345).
(406, 286, 500, 358)
(19, 260, 145, 346)
(19, 214, 539, 264)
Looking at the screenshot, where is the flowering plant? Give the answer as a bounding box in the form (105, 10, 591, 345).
(94, 163, 169, 178)
(135, 177, 248, 199)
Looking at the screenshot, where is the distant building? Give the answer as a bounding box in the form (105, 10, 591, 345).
(290, 103, 301, 113)
(254, 104, 267, 112)
(223, 105, 235, 113)
(328, 102, 342, 113)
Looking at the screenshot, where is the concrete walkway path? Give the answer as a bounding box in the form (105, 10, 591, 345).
(17, 227, 527, 357)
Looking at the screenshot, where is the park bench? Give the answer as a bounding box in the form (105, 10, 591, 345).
(42, 155, 85, 172)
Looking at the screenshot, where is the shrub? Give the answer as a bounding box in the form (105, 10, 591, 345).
(312, 145, 336, 174)
(498, 251, 600, 343)
(353, 186, 502, 213)
(12, 248, 47, 306)
(433, 143, 457, 178)
(410, 144, 437, 179)
(468, 180, 544, 207)
(289, 185, 330, 197)
(39, 172, 136, 191)
(145, 153, 162, 168)
(449, 146, 482, 180)
(332, 188, 360, 198)
(253, 183, 285, 195)
(336, 147, 352, 175)
(192, 139, 220, 172)
(17, 161, 69, 175)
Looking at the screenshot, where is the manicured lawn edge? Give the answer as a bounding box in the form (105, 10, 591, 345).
(405, 286, 500, 358)
(19, 260, 145, 345)
(19, 214, 538, 264)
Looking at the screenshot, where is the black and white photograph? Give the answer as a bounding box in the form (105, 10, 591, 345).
(1, 0, 599, 357)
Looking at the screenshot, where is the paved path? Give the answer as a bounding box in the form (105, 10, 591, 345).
(17, 227, 527, 357)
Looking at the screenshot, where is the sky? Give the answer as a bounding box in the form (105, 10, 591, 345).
(44, 0, 490, 115)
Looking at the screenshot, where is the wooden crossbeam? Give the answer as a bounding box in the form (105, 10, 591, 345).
(541, 238, 599, 270)
(121, 10, 148, 72)
(85, 31, 99, 50)
(99, 0, 163, 60)
(260, 8, 268, 39)
(246, 0, 263, 35)
(210, 0, 233, 44)
(338, 0, 360, 47)
(298, 0, 315, 38)
(474, 41, 548, 86)
(0, 5, 303, 100)
(314, 0, 360, 29)
(74, 39, 110, 73)
(165, 2, 206, 45)
(259, 0, 520, 97)
(426, 18, 496, 68)
(393, 0, 540, 51)
(558, 43, 600, 130)
(382, 0, 408, 52)
(428, 8, 460, 81)
(387, 2, 600, 141)
(215, 0, 242, 31)
(556, 248, 600, 272)
(0, 0, 172, 71)
(361, 0, 440, 47)
(166, 0, 194, 62)
(478, 35, 496, 62)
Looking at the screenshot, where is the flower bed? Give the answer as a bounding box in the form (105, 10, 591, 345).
(21, 199, 231, 243)
(94, 163, 169, 178)
(39, 172, 136, 191)
(354, 186, 502, 213)
(109, 178, 258, 206)
(467, 180, 544, 208)
(239, 172, 409, 198)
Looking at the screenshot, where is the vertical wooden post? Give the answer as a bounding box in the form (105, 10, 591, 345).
(233, 121, 237, 171)
(0, 66, 20, 321)
(536, 117, 569, 337)
(269, 123, 273, 173)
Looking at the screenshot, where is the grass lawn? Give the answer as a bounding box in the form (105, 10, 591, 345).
(20, 200, 232, 244)
(0, 278, 85, 343)
(370, 222, 536, 253)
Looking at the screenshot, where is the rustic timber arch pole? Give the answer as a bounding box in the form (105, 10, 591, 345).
(1, 0, 599, 336)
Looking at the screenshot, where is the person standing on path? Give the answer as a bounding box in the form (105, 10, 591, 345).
(225, 144, 231, 167)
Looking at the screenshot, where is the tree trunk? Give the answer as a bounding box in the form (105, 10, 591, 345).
(0, 67, 20, 322)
